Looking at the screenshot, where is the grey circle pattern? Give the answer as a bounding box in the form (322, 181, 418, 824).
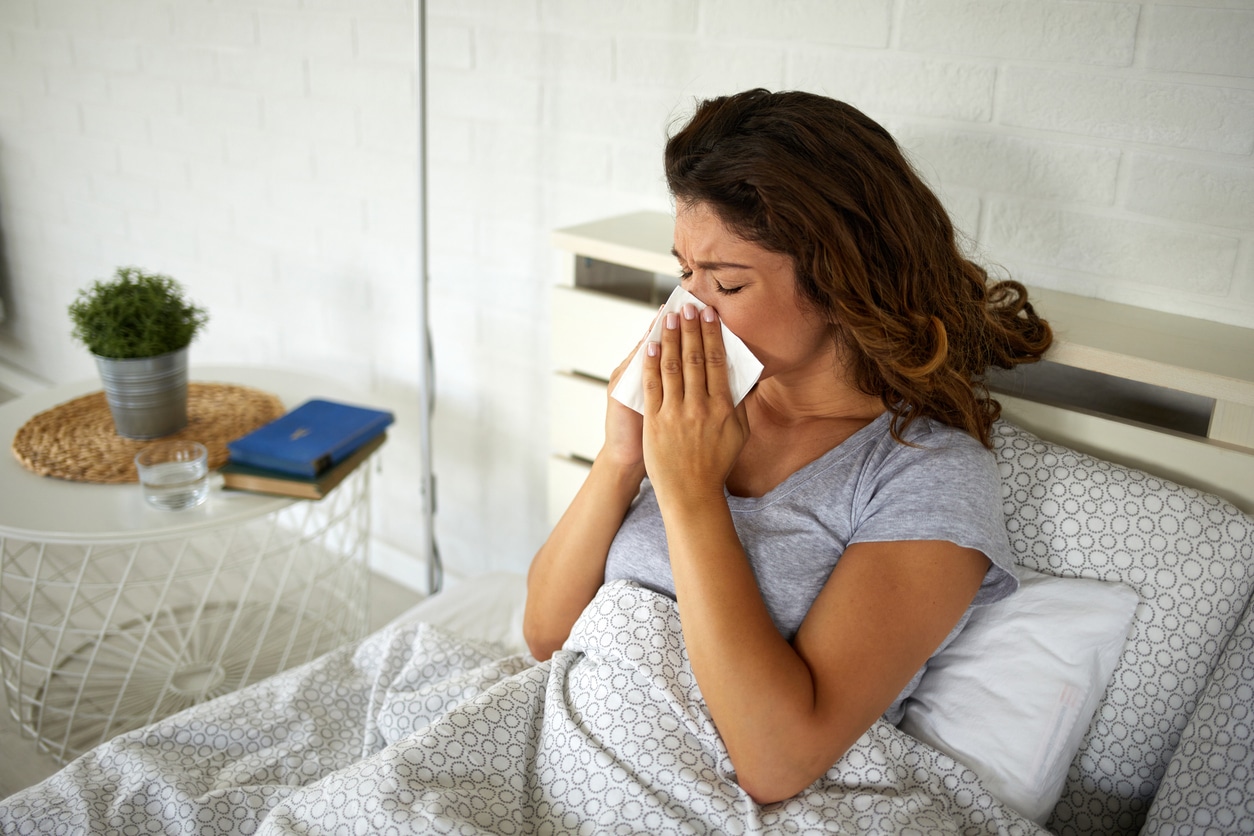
(0, 622, 531, 835)
(255, 582, 1041, 836)
(1, 583, 1043, 835)
(991, 421, 1253, 836)
(1142, 591, 1254, 835)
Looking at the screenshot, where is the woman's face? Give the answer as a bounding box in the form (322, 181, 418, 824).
(672, 202, 833, 381)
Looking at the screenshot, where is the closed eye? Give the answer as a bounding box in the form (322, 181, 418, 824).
(678, 269, 741, 295)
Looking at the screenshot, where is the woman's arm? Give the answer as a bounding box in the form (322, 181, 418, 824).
(524, 314, 662, 661)
(667, 524, 987, 803)
(523, 451, 643, 660)
(643, 306, 989, 803)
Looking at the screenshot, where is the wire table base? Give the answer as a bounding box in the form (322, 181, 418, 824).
(0, 467, 372, 764)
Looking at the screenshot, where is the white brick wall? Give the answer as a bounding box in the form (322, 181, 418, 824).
(1, 0, 1252, 586)
(897, 0, 1139, 65)
(0, 0, 432, 585)
(999, 67, 1254, 155)
(1142, 5, 1254, 77)
(793, 50, 998, 121)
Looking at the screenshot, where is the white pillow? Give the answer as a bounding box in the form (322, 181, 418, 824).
(898, 567, 1138, 825)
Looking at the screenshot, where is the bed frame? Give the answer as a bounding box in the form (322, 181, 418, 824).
(543, 213, 1254, 835)
(549, 211, 1254, 516)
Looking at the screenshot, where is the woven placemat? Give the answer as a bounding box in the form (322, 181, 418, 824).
(11, 382, 285, 484)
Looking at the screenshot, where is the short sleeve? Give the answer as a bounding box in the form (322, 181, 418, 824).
(849, 423, 1017, 606)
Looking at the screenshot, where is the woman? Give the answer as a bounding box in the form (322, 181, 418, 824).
(0, 89, 1055, 836)
(524, 89, 1052, 804)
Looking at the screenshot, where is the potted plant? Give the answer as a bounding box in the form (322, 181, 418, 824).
(68, 267, 209, 439)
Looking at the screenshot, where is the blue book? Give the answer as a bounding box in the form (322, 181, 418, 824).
(227, 398, 394, 478)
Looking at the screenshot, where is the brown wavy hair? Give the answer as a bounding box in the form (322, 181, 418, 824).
(664, 89, 1052, 448)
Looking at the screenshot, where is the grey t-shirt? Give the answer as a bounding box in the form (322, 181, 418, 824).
(602, 411, 1017, 724)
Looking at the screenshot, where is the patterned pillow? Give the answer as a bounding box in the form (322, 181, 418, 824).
(1141, 590, 1254, 834)
(992, 422, 1254, 836)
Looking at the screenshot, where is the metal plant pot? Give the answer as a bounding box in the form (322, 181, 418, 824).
(94, 347, 190, 439)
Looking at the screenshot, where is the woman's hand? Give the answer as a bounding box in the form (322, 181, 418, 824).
(641, 303, 749, 506)
(598, 306, 668, 473)
(602, 352, 646, 473)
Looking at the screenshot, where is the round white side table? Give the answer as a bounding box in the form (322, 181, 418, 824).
(0, 367, 375, 762)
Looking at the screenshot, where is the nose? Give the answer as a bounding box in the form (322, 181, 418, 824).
(679, 274, 713, 308)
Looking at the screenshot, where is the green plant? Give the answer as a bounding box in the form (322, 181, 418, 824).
(68, 267, 209, 359)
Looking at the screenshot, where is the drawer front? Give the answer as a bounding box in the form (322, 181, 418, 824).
(550, 372, 607, 463)
(547, 455, 592, 527)
(552, 286, 654, 381)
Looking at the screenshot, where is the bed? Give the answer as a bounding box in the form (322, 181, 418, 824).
(2, 216, 1253, 835)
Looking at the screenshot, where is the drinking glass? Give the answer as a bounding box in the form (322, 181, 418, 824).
(135, 440, 209, 510)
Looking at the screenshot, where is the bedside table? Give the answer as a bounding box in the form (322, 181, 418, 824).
(0, 367, 376, 762)
(547, 212, 678, 527)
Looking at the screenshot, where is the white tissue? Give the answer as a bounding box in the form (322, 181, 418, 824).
(610, 286, 764, 414)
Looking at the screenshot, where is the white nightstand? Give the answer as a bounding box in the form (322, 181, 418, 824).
(547, 212, 678, 525)
(0, 367, 376, 762)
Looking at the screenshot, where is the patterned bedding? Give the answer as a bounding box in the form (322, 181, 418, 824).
(0, 581, 1044, 835)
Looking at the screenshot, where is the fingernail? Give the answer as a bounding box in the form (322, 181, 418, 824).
(665, 312, 678, 330)
(682, 303, 696, 320)
(646, 341, 659, 357)
(702, 306, 716, 323)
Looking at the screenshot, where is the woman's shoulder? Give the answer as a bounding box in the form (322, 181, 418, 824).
(747, 413, 995, 507)
(871, 414, 994, 467)
(852, 416, 1015, 592)
(853, 415, 1002, 501)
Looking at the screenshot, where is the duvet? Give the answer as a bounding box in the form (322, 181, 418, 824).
(0, 581, 1044, 835)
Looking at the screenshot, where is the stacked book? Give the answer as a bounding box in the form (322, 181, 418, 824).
(220, 399, 394, 499)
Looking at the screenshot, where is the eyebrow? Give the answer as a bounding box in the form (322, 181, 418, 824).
(670, 247, 753, 271)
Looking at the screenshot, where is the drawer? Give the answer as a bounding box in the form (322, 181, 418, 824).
(550, 372, 606, 463)
(547, 455, 592, 528)
(552, 286, 655, 381)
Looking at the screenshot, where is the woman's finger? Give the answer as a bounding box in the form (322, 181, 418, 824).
(679, 303, 708, 400)
(700, 306, 732, 401)
(610, 304, 664, 388)
(641, 320, 666, 413)
(657, 310, 685, 403)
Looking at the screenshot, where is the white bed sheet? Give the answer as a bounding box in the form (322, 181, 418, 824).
(394, 570, 529, 655)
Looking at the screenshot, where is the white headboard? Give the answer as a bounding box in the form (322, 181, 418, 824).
(548, 211, 1254, 516)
